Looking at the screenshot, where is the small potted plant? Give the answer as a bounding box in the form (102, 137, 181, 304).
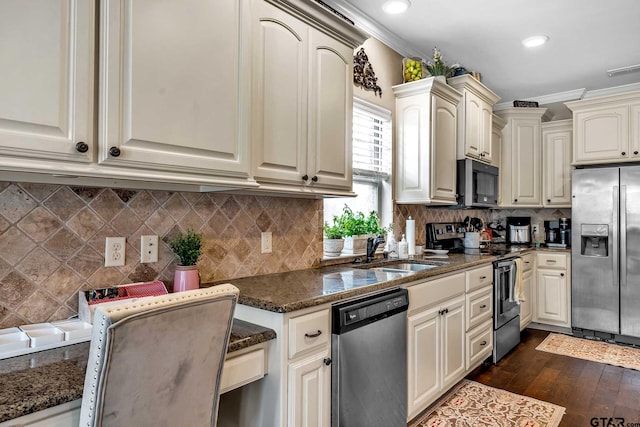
(168, 228, 203, 292)
(323, 218, 344, 257)
(425, 47, 457, 78)
(337, 206, 368, 255)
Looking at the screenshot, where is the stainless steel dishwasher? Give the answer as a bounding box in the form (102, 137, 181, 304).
(331, 287, 408, 427)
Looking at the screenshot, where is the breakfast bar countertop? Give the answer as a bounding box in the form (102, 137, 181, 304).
(0, 319, 276, 423)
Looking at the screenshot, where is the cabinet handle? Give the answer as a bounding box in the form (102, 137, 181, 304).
(323, 357, 332, 366)
(479, 275, 487, 280)
(304, 330, 322, 338)
(302, 174, 309, 182)
(480, 340, 487, 346)
(75, 142, 89, 153)
(524, 261, 530, 264)
(546, 260, 556, 264)
(444, 308, 449, 314)
(480, 304, 487, 309)
(109, 146, 121, 157)
(622, 152, 627, 156)
(560, 273, 565, 277)
(311, 175, 318, 183)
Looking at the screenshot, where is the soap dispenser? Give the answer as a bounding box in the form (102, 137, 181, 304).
(398, 234, 409, 259)
(387, 233, 398, 259)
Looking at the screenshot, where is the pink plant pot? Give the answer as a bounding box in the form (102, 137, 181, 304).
(173, 265, 200, 292)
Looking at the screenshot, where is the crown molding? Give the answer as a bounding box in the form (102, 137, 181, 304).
(494, 88, 586, 110)
(583, 81, 640, 99)
(319, 0, 429, 58)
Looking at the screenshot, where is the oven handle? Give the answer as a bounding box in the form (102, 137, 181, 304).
(508, 261, 518, 303)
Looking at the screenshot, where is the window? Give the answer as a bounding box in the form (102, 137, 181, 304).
(324, 98, 393, 229)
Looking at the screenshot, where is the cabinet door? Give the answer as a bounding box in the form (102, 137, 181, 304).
(463, 91, 482, 159)
(510, 118, 542, 206)
(307, 30, 353, 190)
(407, 305, 440, 420)
(520, 269, 534, 330)
(250, 1, 308, 185)
(430, 94, 458, 203)
(288, 351, 331, 427)
(543, 126, 572, 207)
(441, 296, 465, 391)
(631, 102, 640, 160)
(480, 103, 493, 162)
(100, 0, 249, 176)
(573, 106, 629, 164)
(0, 0, 93, 163)
(535, 268, 569, 327)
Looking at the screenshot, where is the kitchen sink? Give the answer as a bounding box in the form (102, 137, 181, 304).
(369, 262, 442, 274)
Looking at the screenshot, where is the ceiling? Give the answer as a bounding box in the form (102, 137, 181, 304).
(325, 0, 640, 115)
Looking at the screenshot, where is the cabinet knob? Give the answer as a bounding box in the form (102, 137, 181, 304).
(302, 174, 309, 182)
(75, 142, 89, 153)
(635, 151, 639, 155)
(560, 273, 565, 277)
(514, 199, 518, 203)
(547, 199, 551, 203)
(479, 276, 487, 280)
(109, 146, 121, 157)
(622, 152, 627, 156)
(311, 175, 318, 183)
(323, 357, 332, 366)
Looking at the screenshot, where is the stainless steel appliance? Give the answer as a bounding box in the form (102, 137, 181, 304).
(544, 220, 560, 245)
(493, 257, 521, 363)
(572, 166, 640, 345)
(506, 216, 531, 245)
(456, 158, 499, 208)
(331, 288, 408, 427)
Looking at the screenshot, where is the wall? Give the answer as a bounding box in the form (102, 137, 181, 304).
(353, 37, 403, 112)
(0, 182, 322, 328)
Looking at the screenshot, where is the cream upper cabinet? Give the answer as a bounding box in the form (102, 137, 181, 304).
(0, 1, 94, 165)
(497, 107, 549, 208)
(393, 78, 462, 205)
(447, 75, 500, 164)
(99, 0, 250, 179)
(567, 91, 640, 165)
(250, 0, 364, 195)
(542, 120, 573, 208)
(491, 114, 507, 170)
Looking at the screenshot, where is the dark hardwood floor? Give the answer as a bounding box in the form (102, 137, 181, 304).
(466, 328, 640, 426)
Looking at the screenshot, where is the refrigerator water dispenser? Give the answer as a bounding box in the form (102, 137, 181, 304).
(580, 224, 608, 257)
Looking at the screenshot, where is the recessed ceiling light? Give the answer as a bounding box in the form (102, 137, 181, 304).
(522, 35, 549, 48)
(382, 0, 411, 14)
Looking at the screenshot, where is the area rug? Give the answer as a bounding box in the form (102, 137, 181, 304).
(536, 332, 640, 370)
(410, 380, 565, 427)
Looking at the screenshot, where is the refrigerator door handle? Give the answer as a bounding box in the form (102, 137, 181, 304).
(621, 185, 627, 289)
(613, 186, 619, 289)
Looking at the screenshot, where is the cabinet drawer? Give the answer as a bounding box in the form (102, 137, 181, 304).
(466, 265, 493, 292)
(537, 253, 566, 269)
(521, 254, 534, 272)
(466, 286, 493, 331)
(407, 272, 465, 313)
(288, 309, 330, 359)
(466, 320, 493, 370)
(220, 346, 267, 394)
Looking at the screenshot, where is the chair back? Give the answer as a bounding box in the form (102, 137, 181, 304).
(79, 284, 239, 427)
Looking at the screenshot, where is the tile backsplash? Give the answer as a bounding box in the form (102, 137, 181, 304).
(0, 182, 322, 328)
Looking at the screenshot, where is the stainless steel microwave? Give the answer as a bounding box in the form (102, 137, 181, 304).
(456, 158, 499, 208)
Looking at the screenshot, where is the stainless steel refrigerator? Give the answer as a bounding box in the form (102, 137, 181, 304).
(572, 165, 640, 344)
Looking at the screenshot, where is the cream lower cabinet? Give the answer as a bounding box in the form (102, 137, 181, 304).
(534, 252, 571, 328)
(249, 0, 365, 195)
(393, 78, 462, 204)
(406, 272, 466, 420)
(519, 253, 535, 330)
(542, 120, 573, 208)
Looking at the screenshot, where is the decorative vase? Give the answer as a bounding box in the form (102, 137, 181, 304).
(173, 265, 200, 292)
(323, 238, 345, 258)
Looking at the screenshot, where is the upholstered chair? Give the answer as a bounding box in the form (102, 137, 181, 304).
(79, 284, 239, 427)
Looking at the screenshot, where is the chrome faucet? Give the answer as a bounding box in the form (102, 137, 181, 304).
(366, 235, 386, 262)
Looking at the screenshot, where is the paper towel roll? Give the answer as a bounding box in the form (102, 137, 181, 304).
(406, 217, 415, 256)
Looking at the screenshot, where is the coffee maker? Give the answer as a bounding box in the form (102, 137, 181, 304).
(544, 218, 571, 247)
(506, 216, 531, 245)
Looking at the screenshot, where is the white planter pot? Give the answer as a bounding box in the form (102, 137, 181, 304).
(323, 238, 345, 257)
(341, 235, 368, 255)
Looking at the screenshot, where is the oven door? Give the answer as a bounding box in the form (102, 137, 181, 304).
(494, 259, 520, 329)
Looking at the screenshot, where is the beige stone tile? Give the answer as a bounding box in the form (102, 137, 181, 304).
(89, 189, 125, 222)
(0, 184, 38, 223)
(50, 305, 76, 323)
(210, 193, 231, 209)
(43, 228, 82, 261)
(42, 266, 83, 303)
(87, 266, 125, 288)
(0, 215, 8, 233)
(16, 248, 60, 284)
(219, 197, 241, 221)
(145, 207, 176, 237)
(0, 227, 37, 265)
(0, 313, 28, 329)
(0, 258, 10, 279)
(66, 207, 105, 241)
(67, 246, 102, 277)
(43, 187, 85, 221)
(128, 191, 159, 221)
(255, 211, 273, 231)
(110, 208, 143, 237)
(16, 291, 58, 324)
(192, 197, 217, 221)
(148, 190, 174, 205)
(87, 224, 117, 256)
(17, 206, 61, 242)
(19, 183, 60, 202)
(112, 188, 138, 203)
(126, 263, 158, 284)
(207, 213, 231, 237)
(163, 193, 190, 221)
(69, 186, 103, 203)
(178, 210, 205, 232)
(182, 192, 204, 206)
(0, 272, 37, 306)
(203, 240, 228, 262)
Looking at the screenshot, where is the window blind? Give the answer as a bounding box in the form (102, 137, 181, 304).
(352, 98, 392, 180)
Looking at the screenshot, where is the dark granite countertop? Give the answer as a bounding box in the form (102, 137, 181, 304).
(0, 319, 275, 423)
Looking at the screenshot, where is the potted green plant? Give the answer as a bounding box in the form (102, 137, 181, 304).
(338, 206, 376, 255)
(168, 228, 203, 292)
(323, 218, 345, 257)
(425, 47, 457, 78)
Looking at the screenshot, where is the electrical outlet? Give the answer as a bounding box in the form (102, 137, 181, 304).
(532, 224, 539, 235)
(105, 237, 126, 267)
(261, 231, 272, 254)
(140, 235, 158, 263)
